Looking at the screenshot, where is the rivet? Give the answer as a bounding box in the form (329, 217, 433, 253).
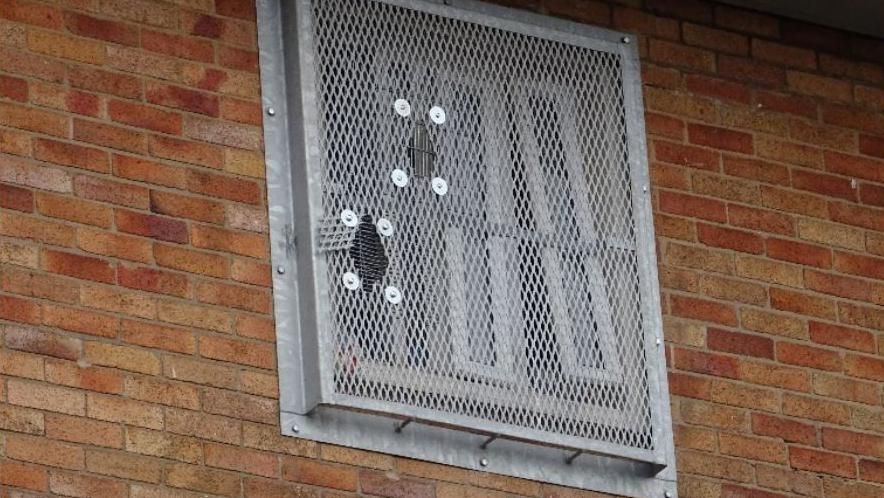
(621, 36, 631, 44)
(655, 338, 661, 346)
(479, 458, 489, 467)
(642, 185, 648, 193)
(292, 425, 300, 433)
(277, 265, 285, 275)
(266, 107, 276, 116)
(664, 492, 673, 498)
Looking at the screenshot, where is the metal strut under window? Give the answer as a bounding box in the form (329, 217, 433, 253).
(408, 122, 435, 177)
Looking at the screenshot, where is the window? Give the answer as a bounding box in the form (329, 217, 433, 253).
(259, 0, 675, 496)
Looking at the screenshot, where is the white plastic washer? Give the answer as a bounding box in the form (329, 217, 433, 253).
(340, 209, 358, 227)
(342, 272, 360, 291)
(431, 177, 448, 196)
(384, 286, 402, 304)
(376, 218, 394, 237)
(429, 106, 446, 124)
(391, 169, 409, 187)
(393, 99, 411, 117)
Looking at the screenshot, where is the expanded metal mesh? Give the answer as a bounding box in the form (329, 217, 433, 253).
(310, 0, 653, 453)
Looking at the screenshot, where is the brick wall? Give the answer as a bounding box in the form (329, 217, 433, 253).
(0, 0, 882, 497)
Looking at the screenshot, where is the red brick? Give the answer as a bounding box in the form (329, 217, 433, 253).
(65, 12, 138, 46)
(68, 65, 141, 99)
(150, 190, 225, 224)
(860, 182, 884, 207)
(0, 460, 48, 491)
(654, 140, 720, 171)
(766, 238, 832, 268)
(146, 82, 219, 116)
(4, 325, 81, 360)
(708, 328, 774, 359)
(118, 265, 191, 298)
(243, 478, 320, 498)
(787, 71, 853, 102)
(281, 457, 358, 491)
(191, 224, 267, 258)
(186, 169, 262, 205)
(770, 287, 837, 320)
(0, 73, 27, 101)
(809, 321, 876, 353)
(659, 191, 727, 222)
(34, 138, 109, 174)
(116, 209, 189, 243)
(830, 201, 884, 232)
(756, 91, 818, 119)
(672, 294, 737, 327)
(200, 335, 275, 369)
(714, 5, 779, 38)
(108, 99, 182, 135)
(49, 471, 128, 498)
(220, 96, 263, 126)
(859, 135, 884, 157)
(645, 112, 684, 139)
(668, 371, 711, 399)
(805, 270, 884, 306)
(231, 258, 271, 287)
(728, 205, 794, 236)
(42, 304, 119, 338)
(751, 39, 816, 70)
(674, 347, 742, 379)
(859, 460, 884, 484)
(719, 55, 785, 87)
(45, 413, 123, 449)
(41, 249, 115, 283)
(236, 314, 275, 341)
(74, 118, 147, 154)
(0, 182, 33, 211)
(776, 342, 842, 371)
(0, 101, 69, 137)
(824, 104, 884, 136)
(360, 470, 435, 498)
(834, 252, 884, 281)
(6, 434, 85, 470)
(688, 123, 754, 154)
(697, 223, 764, 254)
(36, 193, 113, 228)
(814, 373, 880, 405)
(142, 29, 214, 62)
(216, 0, 257, 21)
(682, 23, 747, 55)
(0, 0, 62, 28)
(751, 413, 816, 445)
(114, 154, 186, 189)
(792, 169, 857, 201)
(77, 229, 153, 263)
(0, 45, 65, 83)
(789, 447, 856, 478)
(148, 135, 225, 169)
(119, 319, 195, 354)
(685, 74, 751, 103)
(649, 39, 715, 73)
(823, 428, 884, 459)
(218, 45, 259, 72)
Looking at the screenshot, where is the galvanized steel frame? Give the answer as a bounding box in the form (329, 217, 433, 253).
(258, 0, 676, 495)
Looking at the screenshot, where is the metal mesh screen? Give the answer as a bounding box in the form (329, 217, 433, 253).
(309, 0, 653, 454)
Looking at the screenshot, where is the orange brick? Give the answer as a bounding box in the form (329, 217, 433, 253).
(85, 449, 163, 483)
(844, 354, 884, 382)
(797, 218, 864, 251)
(191, 224, 267, 258)
(770, 287, 837, 320)
(142, 29, 214, 62)
(166, 407, 241, 445)
(678, 450, 754, 482)
(27, 30, 105, 65)
(751, 39, 816, 70)
(196, 280, 270, 313)
(673, 348, 740, 379)
(0, 403, 44, 435)
(125, 427, 203, 464)
(8, 379, 85, 416)
(74, 175, 150, 209)
(649, 38, 715, 73)
(645, 87, 718, 123)
(87, 393, 163, 429)
(114, 154, 186, 189)
(235, 314, 275, 341)
(84, 341, 161, 375)
(243, 478, 321, 498)
(671, 295, 738, 326)
(719, 433, 787, 464)
(0, 347, 44, 379)
(29, 81, 101, 118)
(814, 373, 880, 405)
(659, 191, 727, 222)
(728, 205, 794, 236)
(0, 45, 66, 83)
(668, 371, 711, 399)
(756, 91, 818, 119)
(150, 190, 226, 224)
(805, 270, 884, 306)
(116, 209, 189, 243)
(654, 140, 721, 171)
(220, 96, 262, 125)
(240, 370, 278, 398)
(158, 300, 232, 333)
(119, 319, 195, 354)
(200, 335, 275, 369)
(78, 228, 153, 263)
(149, 135, 225, 169)
(0, 0, 63, 28)
(37, 193, 113, 228)
(184, 115, 263, 150)
(166, 462, 241, 497)
(108, 99, 182, 135)
(0, 459, 48, 492)
(361, 470, 435, 498)
(697, 223, 764, 254)
(787, 71, 853, 102)
(186, 169, 262, 204)
(206, 443, 279, 478)
(68, 65, 142, 99)
(49, 471, 128, 498)
(45, 358, 124, 394)
(74, 118, 147, 154)
(5, 433, 85, 470)
(45, 413, 123, 449)
(718, 55, 785, 87)
(225, 203, 268, 232)
(124, 375, 200, 410)
(790, 447, 856, 478)
(203, 387, 276, 424)
(231, 258, 271, 287)
(693, 172, 760, 204)
(683, 22, 747, 55)
(34, 138, 110, 174)
(118, 265, 191, 298)
(42, 303, 120, 338)
(282, 456, 358, 491)
(79, 282, 155, 320)
(40, 249, 114, 284)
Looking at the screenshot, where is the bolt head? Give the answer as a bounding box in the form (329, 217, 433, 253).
(479, 458, 488, 467)
(292, 425, 300, 433)
(277, 265, 286, 275)
(622, 36, 631, 44)
(266, 107, 276, 116)
(664, 492, 673, 498)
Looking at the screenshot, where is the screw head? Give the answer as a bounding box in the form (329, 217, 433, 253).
(292, 425, 300, 433)
(376, 218, 394, 237)
(384, 286, 402, 304)
(277, 265, 286, 275)
(393, 98, 411, 117)
(479, 458, 489, 467)
(664, 492, 672, 498)
(391, 169, 409, 188)
(431, 177, 448, 196)
(266, 107, 276, 116)
(341, 209, 358, 227)
(429, 105, 446, 124)
(343, 272, 361, 291)
(622, 36, 631, 44)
